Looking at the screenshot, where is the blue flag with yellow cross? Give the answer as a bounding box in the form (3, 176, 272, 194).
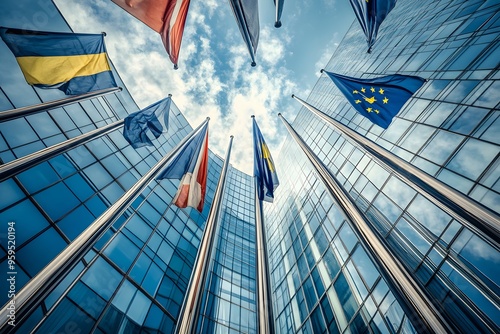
(322, 70, 425, 129)
(252, 117, 279, 202)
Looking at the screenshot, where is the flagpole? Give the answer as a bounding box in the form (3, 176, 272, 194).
(254, 183, 275, 334)
(176, 136, 234, 334)
(252, 116, 275, 334)
(291, 94, 500, 246)
(0, 118, 210, 332)
(0, 87, 122, 122)
(278, 113, 453, 334)
(0, 119, 124, 183)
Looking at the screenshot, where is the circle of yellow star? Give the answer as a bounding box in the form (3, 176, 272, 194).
(366, 107, 373, 112)
(355, 99, 361, 104)
(361, 87, 366, 93)
(383, 97, 389, 104)
(379, 88, 385, 94)
(370, 87, 375, 93)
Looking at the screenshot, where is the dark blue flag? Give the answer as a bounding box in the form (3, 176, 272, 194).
(123, 96, 171, 149)
(253, 117, 279, 202)
(322, 70, 425, 129)
(349, 0, 397, 52)
(229, 0, 259, 66)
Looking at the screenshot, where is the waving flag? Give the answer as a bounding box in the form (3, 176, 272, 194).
(0, 27, 117, 95)
(253, 117, 279, 202)
(229, 0, 260, 66)
(322, 69, 425, 128)
(111, 0, 191, 69)
(274, 0, 285, 28)
(157, 123, 209, 212)
(349, 0, 397, 52)
(123, 96, 172, 149)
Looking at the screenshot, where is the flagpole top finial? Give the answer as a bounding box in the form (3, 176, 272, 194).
(278, 113, 282, 116)
(251, 62, 256, 67)
(275, 21, 282, 28)
(206, 117, 210, 121)
(320, 69, 324, 73)
(251, 115, 255, 118)
(102, 32, 107, 36)
(291, 94, 295, 98)
(174, 64, 179, 70)
(230, 135, 234, 138)
(168, 94, 172, 97)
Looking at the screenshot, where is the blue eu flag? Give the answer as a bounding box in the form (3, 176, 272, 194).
(123, 96, 171, 149)
(348, 0, 397, 52)
(253, 117, 279, 202)
(322, 70, 425, 129)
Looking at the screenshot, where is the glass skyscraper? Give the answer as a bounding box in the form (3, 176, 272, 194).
(0, 0, 498, 333)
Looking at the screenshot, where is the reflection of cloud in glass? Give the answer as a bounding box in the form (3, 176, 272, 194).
(407, 195, 451, 237)
(452, 230, 499, 281)
(476, 81, 500, 108)
(400, 124, 435, 153)
(382, 176, 417, 210)
(447, 138, 499, 180)
(373, 193, 402, 224)
(449, 106, 488, 135)
(420, 130, 464, 165)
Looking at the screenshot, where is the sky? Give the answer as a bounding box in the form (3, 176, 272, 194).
(52, 0, 355, 175)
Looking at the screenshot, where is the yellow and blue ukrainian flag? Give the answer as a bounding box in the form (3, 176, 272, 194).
(0, 27, 117, 95)
(253, 117, 279, 202)
(322, 69, 425, 129)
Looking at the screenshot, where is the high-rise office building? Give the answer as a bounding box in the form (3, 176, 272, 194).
(0, 0, 498, 333)
(267, 0, 499, 333)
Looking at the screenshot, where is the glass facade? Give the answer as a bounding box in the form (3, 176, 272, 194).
(1, 0, 499, 333)
(0, 1, 226, 333)
(268, 0, 499, 333)
(197, 168, 257, 334)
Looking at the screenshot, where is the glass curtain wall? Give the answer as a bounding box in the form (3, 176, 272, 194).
(270, 0, 499, 332)
(197, 167, 258, 334)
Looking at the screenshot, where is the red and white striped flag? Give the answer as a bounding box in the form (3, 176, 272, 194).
(157, 123, 209, 212)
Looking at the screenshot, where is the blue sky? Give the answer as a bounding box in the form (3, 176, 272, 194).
(53, 0, 355, 174)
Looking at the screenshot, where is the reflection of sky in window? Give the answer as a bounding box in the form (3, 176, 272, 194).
(407, 195, 452, 237)
(382, 176, 417, 210)
(449, 106, 489, 135)
(444, 80, 479, 103)
(400, 124, 435, 153)
(420, 130, 464, 165)
(446, 138, 499, 180)
(476, 81, 500, 108)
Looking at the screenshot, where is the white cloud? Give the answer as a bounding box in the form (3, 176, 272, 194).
(53, 0, 315, 175)
(315, 34, 339, 76)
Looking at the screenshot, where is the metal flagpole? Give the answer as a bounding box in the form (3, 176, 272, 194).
(291, 94, 500, 246)
(176, 136, 234, 334)
(252, 116, 275, 334)
(0, 87, 122, 122)
(278, 113, 454, 334)
(0, 119, 124, 183)
(0, 118, 210, 332)
(254, 183, 275, 334)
